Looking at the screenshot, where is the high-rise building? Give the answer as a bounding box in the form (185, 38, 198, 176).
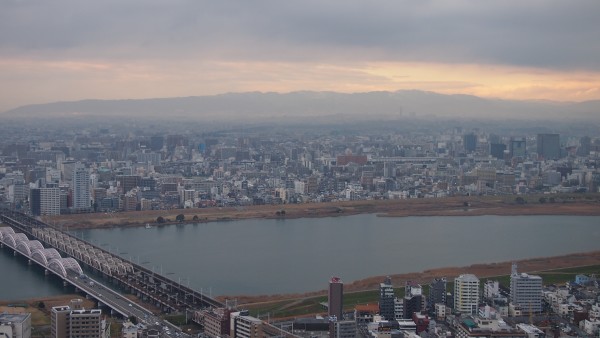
(510, 263, 543, 314)
(379, 276, 395, 320)
(578, 136, 591, 156)
(454, 274, 480, 315)
(328, 277, 344, 320)
(489, 143, 507, 160)
(509, 137, 526, 158)
(30, 187, 60, 216)
(404, 281, 423, 319)
(464, 133, 477, 153)
(150, 135, 164, 151)
(429, 278, 447, 310)
(71, 162, 90, 211)
(51, 299, 102, 338)
(537, 133, 561, 160)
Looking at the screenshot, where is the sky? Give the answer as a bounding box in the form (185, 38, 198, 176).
(1, 0, 600, 112)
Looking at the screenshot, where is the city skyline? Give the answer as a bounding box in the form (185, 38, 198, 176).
(1, 1, 600, 112)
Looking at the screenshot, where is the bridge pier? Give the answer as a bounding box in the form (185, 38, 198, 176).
(45, 269, 49, 276)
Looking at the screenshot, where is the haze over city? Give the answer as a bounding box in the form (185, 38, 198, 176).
(1, 1, 600, 114)
(3, 2, 600, 338)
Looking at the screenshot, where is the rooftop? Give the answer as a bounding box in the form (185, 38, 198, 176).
(0, 313, 31, 323)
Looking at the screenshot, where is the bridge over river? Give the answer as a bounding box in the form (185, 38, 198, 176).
(0, 209, 299, 338)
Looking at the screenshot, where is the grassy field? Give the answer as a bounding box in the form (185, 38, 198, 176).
(244, 264, 600, 319)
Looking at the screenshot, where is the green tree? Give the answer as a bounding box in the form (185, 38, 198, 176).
(176, 214, 185, 222)
(156, 216, 165, 223)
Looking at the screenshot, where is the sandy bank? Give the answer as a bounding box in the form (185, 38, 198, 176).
(43, 194, 600, 230)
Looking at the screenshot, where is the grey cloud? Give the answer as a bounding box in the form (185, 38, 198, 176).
(1, 0, 599, 70)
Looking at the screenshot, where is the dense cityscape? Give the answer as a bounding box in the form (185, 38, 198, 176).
(0, 118, 600, 337)
(2, 0, 600, 337)
(0, 119, 599, 215)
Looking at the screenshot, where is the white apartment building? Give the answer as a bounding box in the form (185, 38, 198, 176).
(510, 271, 543, 313)
(72, 162, 90, 210)
(454, 274, 480, 315)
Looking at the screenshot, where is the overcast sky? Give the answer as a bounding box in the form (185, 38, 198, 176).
(1, 0, 599, 112)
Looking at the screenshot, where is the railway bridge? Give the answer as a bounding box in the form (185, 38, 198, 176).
(0, 209, 224, 314)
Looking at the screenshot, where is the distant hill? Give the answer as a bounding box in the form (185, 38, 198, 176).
(2, 90, 599, 121)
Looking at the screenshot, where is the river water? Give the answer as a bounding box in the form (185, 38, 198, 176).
(0, 247, 66, 300)
(1, 214, 599, 299)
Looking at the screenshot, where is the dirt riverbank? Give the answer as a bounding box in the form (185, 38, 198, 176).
(42, 194, 600, 229)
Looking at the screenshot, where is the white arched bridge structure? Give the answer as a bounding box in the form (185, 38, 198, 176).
(0, 226, 83, 278)
(0, 209, 225, 316)
(32, 227, 133, 276)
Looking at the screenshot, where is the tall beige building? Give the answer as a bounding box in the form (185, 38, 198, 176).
(51, 299, 102, 338)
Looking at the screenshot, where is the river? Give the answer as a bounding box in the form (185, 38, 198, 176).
(1, 214, 599, 299)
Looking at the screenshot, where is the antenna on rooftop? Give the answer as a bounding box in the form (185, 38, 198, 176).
(511, 262, 518, 276)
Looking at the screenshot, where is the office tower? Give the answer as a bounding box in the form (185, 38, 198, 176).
(454, 274, 480, 315)
(404, 281, 423, 319)
(537, 133, 560, 160)
(510, 263, 543, 314)
(578, 136, 591, 156)
(379, 276, 395, 320)
(71, 162, 90, 210)
(150, 135, 164, 151)
(328, 277, 343, 319)
(429, 278, 447, 309)
(489, 143, 507, 160)
(509, 137, 526, 158)
(30, 187, 60, 216)
(463, 133, 477, 153)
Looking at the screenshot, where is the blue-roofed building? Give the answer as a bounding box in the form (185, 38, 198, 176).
(575, 274, 591, 285)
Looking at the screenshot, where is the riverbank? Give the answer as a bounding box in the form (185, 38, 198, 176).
(42, 193, 600, 229)
(224, 250, 600, 317)
(8, 251, 600, 322)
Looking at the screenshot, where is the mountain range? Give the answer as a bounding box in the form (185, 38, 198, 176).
(2, 90, 599, 122)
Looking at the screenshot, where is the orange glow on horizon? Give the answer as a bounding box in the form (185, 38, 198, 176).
(1, 57, 599, 111)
